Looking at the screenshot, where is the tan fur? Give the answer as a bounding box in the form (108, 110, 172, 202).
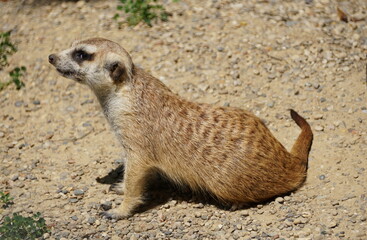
(49, 38, 313, 219)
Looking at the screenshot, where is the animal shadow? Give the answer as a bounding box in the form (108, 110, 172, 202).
(95, 164, 239, 213)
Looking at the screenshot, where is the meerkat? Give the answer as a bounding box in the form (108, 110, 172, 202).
(48, 38, 313, 220)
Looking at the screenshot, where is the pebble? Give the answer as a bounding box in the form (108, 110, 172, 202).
(66, 106, 77, 113)
(217, 46, 224, 52)
(240, 210, 250, 216)
(73, 189, 84, 196)
(313, 114, 323, 120)
(82, 122, 92, 127)
(275, 197, 284, 203)
(319, 175, 326, 180)
(11, 174, 19, 181)
(267, 101, 275, 108)
(314, 125, 324, 131)
(15, 101, 24, 107)
(101, 201, 112, 211)
(76, 0, 85, 8)
(327, 221, 338, 228)
(87, 217, 96, 224)
(0, 132, 4, 138)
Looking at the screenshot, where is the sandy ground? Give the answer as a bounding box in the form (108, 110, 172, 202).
(0, 0, 366, 239)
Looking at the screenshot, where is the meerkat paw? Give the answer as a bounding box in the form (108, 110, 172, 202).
(100, 208, 131, 220)
(100, 197, 143, 220)
(229, 203, 244, 211)
(109, 182, 125, 195)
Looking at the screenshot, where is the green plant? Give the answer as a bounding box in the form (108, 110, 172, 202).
(0, 31, 17, 69)
(0, 66, 26, 91)
(9, 66, 26, 90)
(0, 212, 49, 240)
(114, 0, 173, 27)
(0, 191, 13, 208)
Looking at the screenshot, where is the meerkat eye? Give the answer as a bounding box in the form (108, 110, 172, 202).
(73, 50, 92, 62)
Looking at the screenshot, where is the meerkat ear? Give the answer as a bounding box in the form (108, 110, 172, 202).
(109, 62, 126, 84)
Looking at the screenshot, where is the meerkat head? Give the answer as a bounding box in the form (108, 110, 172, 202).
(48, 38, 133, 91)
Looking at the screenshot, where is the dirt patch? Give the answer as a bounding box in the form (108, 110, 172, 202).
(1, 0, 366, 239)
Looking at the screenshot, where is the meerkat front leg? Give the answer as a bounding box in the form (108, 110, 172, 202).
(110, 181, 125, 195)
(101, 159, 149, 220)
(109, 156, 127, 195)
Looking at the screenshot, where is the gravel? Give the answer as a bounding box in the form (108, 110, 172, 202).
(0, 0, 366, 239)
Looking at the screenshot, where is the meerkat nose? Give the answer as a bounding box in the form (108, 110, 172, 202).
(48, 54, 57, 64)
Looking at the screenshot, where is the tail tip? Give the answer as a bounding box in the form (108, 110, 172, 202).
(289, 109, 299, 121)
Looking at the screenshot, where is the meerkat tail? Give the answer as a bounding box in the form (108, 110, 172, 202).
(289, 109, 313, 167)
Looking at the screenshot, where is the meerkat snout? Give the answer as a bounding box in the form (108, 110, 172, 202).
(48, 54, 57, 65)
(49, 38, 313, 221)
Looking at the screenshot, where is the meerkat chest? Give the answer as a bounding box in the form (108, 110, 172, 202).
(100, 88, 135, 144)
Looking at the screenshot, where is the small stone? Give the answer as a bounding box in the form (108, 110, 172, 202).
(76, 0, 85, 8)
(327, 221, 338, 228)
(233, 80, 242, 86)
(11, 174, 19, 181)
(268, 74, 276, 80)
(217, 46, 224, 52)
(275, 197, 284, 203)
(315, 125, 324, 131)
(69, 198, 78, 203)
(15, 101, 24, 107)
(71, 215, 78, 221)
(73, 189, 84, 196)
(267, 101, 275, 108)
(82, 122, 92, 127)
(240, 210, 249, 216)
(294, 218, 302, 224)
(319, 175, 326, 180)
(88, 217, 96, 224)
(253, 69, 260, 75)
(314, 114, 323, 120)
(81, 99, 93, 105)
(66, 106, 77, 113)
(302, 212, 312, 218)
(101, 201, 112, 210)
(250, 231, 257, 238)
(33, 100, 41, 105)
(0, 132, 4, 138)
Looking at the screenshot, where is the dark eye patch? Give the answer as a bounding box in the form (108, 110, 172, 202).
(72, 49, 94, 63)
